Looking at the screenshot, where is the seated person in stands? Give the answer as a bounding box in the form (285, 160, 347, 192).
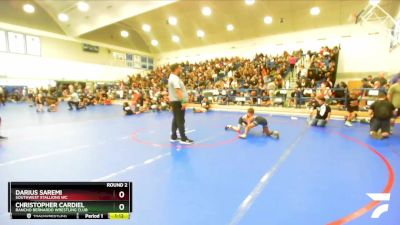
(309, 79, 317, 89)
(218, 91, 228, 105)
(188, 92, 195, 103)
(361, 78, 372, 96)
(95, 90, 103, 104)
(160, 99, 169, 111)
(297, 65, 308, 80)
(274, 75, 283, 89)
(78, 96, 88, 110)
(236, 92, 246, 105)
(365, 80, 383, 96)
(98, 90, 111, 105)
(46, 92, 59, 112)
(85, 92, 96, 106)
(249, 90, 258, 105)
(291, 86, 303, 108)
(123, 102, 134, 115)
(159, 95, 169, 111)
(27, 89, 34, 107)
(193, 97, 211, 113)
(333, 82, 348, 106)
(62, 89, 69, 99)
(35, 92, 45, 113)
(344, 92, 359, 127)
(131, 90, 141, 106)
(325, 76, 333, 88)
(318, 82, 332, 100)
(297, 77, 309, 89)
(0, 86, 5, 106)
(308, 96, 331, 127)
(137, 97, 150, 114)
(369, 92, 396, 139)
(307, 70, 315, 81)
(150, 98, 160, 112)
(68, 91, 83, 110)
(103, 95, 112, 105)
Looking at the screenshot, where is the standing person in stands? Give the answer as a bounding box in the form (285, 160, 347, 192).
(168, 64, 194, 145)
(372, 72, 387, 87)
(388, 78, 400, 133)
(361, 78, 373, 97)
(289, 55, 297, 78)
(362, 78, 372, 89)
(309, 96, 331, 127)
(367, 75, 373, 86)
(369, 92, 396, 139)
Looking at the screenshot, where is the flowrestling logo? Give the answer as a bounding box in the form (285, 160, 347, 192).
(367, 193, 391, 219)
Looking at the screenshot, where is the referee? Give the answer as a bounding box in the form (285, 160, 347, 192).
(168, 64, 194, 144)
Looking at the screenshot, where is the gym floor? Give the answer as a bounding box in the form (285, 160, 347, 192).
(0, 103, 399, 225)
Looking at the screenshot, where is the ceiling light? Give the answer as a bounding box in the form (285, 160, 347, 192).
(120, 30, 129, 38)
(168, 16, 177, 25)
(151, 39, 159, 46)
(77, 1, 89, 12)
(58, 13, 69, 22)
(23, 4, 35, 14)
(264, 16, 273, 24)
(202, 7, 212, 16)
(197, 30, 205, 38)
(310, 7, 320, 16)
(227, 24, 234, 31)
(172, 35, 180, 43)
(245, 0, 255, 5)
(369, 0, 380, 6)
(142, 24, 151, 32)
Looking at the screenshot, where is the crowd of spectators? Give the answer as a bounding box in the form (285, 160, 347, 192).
(115, 46, 340, 112)
(0, 45, 344, 113)
(4, 45, 398, 118)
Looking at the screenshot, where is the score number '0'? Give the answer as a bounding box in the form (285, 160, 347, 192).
(119, 191, 125, 211)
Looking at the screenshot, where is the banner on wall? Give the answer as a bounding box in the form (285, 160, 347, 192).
(390, 19, 400, 50)
(0, 30, 6, 52)
(26, 35, 41, 56)
(141, 56, 147, 69)
(126, 53, 134, 68)
(112, 52, 126, 60)
(148, 57, 154, 70)
(8, 32, 25, 54)
(126, 53, 133, 61)
(133, 55, 141, 68)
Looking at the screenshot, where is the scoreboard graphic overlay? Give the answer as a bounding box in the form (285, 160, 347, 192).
(8, 182, 132, 219)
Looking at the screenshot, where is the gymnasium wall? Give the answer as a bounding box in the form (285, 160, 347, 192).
(388, 44, 400, 75)
(0, 22, 152, 86)
(388, 7, 400, 75)
(156, 23, 399, 81)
